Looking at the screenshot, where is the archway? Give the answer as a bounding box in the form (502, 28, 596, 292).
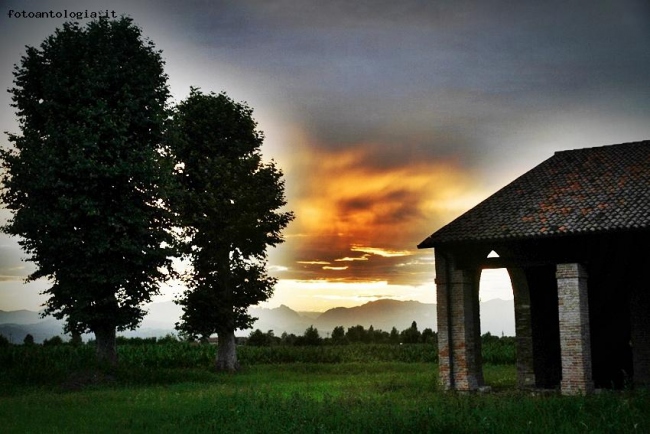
(478, 257, 515, 337)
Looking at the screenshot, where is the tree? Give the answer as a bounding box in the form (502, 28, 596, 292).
(280, 332, 297, 346)
(298, 325, 322, 346)
(331, 326, 346, 344)
(170, 88, 293, 371)
(23, 334, 34, 346)
(367, 325, 376, 343)
(43, 335, 64, 346)
(0, 18, 174, 365)
(421, 328, 436, 344)
(247, 329, 276, 347)
(389, 327, 400, 344)
(346, 325, 368, 343)
(401, 321, 422, 344)
(69, 329, 83, 346)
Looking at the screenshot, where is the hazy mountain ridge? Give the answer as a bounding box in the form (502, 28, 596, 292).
(0, 299, 515, 343)
(314, 299, 437, 334)
(0, 309, 42, 325)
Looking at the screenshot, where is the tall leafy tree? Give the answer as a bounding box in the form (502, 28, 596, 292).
(0, 18, 174, 364)
(170, 88, 293, 371)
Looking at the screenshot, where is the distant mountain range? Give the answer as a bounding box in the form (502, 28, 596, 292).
(0, 299, 514, 344)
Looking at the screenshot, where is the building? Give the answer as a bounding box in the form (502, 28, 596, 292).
(418, 140, 650, 394)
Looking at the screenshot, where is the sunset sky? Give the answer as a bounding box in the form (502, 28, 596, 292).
(1, 0, 650, 313)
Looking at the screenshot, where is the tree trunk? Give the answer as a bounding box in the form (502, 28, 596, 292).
(215, 329, 239, 372)
(215, 250, 239, 372)
(94, 325, 118, 366)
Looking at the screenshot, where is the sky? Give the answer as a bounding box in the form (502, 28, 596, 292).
(1, 0, 649, 313)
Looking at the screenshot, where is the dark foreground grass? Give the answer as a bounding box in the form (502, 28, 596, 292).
(1, 363, 649, 433)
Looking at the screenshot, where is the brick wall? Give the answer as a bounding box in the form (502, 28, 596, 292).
(557, 263, 594, 394)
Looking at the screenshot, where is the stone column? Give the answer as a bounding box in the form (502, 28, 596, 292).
(435, 252, 452, 390)
(435, 250, 484, 391)
(510, 268, 536, 388)
(557, 263, 594, 395)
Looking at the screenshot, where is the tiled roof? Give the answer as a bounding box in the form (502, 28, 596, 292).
(418, 140, 650, 248)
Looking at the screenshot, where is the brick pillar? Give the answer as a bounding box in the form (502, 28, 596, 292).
(435, 250, 484, 391)
(510, 268, 536, 388)
(435, 252, 452, 390)
(557, 263, 594, 395)
(630, 283, 650, 387)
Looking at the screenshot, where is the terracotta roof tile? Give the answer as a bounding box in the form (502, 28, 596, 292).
(418, 140, 650, 248)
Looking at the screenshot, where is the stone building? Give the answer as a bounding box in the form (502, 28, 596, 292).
(418, 140, 650, 394)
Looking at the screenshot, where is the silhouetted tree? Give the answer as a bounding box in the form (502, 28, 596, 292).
(69, 329, 83, 346)
(346, 325, 368, 343)
(157, 334, 179, 345)
(0, 18, 174, 365)
(23, 334, 34, 346)
(280, 332, 297, 346)
(247, 329, 276, 347)
(298, 325, 322, 346)
(367, 325, 376, 343)
(171, 89, 293, 371)
(401, 321, 422, 344)
(43, 336, 64, 346)
(372, 328, 391, 344)
(421, 328, 436, 344)
(331, 326, 346, 344)
(389, 327, 400, 344)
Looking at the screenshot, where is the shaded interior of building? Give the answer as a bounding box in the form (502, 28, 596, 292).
(439, 230, 650, 391)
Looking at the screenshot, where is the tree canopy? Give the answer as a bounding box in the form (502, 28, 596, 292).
(0, 17, 174, 363)
(170, 88, 293, 370)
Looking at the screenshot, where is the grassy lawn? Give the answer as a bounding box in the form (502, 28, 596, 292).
(1, 363, 649, 433)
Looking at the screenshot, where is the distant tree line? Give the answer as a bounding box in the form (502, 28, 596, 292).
(246, 321, 437, 347)
(0, 322, 436, 348)
(0, 328, 516, 366)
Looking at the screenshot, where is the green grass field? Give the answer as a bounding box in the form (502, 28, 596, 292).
(1, 344, 649, 433)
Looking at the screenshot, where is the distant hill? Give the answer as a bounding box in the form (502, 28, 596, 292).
(249, 304, 312, 336)
(0, 317, 66, 344)
(0, 309, 42, 325)
(314, 299, 436, 334)
(0, 299, 515, 343)
(290, 299, 514, 337)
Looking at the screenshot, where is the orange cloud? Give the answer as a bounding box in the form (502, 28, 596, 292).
(350, 245, 413, 258)
(290, 145, 482, 239)
(334, 254, 369, 262)
(274, 139, 489, 285)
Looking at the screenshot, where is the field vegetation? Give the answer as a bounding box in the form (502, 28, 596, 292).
(1, 331, 649, 433)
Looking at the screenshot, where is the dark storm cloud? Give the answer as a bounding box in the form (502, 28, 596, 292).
(161, 0, 650, 171)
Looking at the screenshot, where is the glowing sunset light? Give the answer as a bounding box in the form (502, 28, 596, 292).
(350, 246, 413, 258)
(334, 255, 370, 262)
(272, 140, 488, 297)
(259, 279, 438, 312)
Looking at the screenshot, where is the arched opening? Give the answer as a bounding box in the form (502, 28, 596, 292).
(476, 251, 516, 388)
(478, 251, 515, 337)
